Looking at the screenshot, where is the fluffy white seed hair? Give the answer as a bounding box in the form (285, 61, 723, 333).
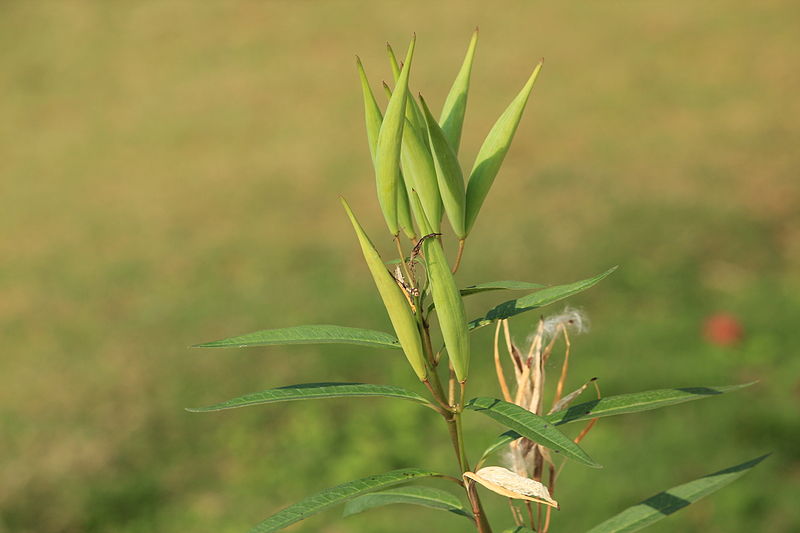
(541, 306, 589, 341)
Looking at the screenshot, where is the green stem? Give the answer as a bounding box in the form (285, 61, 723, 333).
(454, 411, 469, 471)
(453, 408, 492, 533)
(419, 314, 491, 533)
(423, 378, 450, 413)
(421, 320, 438, 368)
(452, 238, 466, 274)
(445, 415, 465, 471)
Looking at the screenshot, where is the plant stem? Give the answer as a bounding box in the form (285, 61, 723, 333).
(420, 321, 492, 533)
(448, 362, 456, 406)
(423, 377, 451, 413)
(444, 414, 465, 470)
(452, 238, 466, 274)
(421, 319, 438, 368)
(467, 478, 493, 533)
(454, 412, 469, 471)
(394, 235, 416, 290)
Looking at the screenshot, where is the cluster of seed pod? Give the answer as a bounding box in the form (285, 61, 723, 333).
(345, 31, 542, 384)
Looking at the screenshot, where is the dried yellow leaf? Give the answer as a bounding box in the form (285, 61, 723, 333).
(463, 466, 558, 508)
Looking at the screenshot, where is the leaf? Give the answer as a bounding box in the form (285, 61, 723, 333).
(187, 383, 429, 412)
(546, 383, 755, 426)
(460, 280, 545, 297)
(419, 95, 467, 239)
(465, 467, 558, 507)
(343, 486, 472, 520)
(468, 267, 617, 330)
(465, 61, 543, 235)
(478, 383, 754, 464)
(439, 28, 478, 154)
(247, 468, 444, 533)
(428, 280, 546, 314)
(465, 397, 601, 468)
(194, 325, 401, 349)
(585, 455, 768, 533)
(477, 429, 522, 466)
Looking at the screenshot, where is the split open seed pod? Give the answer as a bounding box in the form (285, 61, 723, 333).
(464, 466, 559, 509)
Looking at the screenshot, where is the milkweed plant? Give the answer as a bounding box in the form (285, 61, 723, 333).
(189, 31, 765, 533)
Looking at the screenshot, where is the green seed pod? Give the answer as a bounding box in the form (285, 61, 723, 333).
(375, 36, 415, 236)
(419, 95, 467, 240)
(439, 28, 478, 156)
(396, 174, 416, 241)
(465, 61, 543, 235)
(381, 83, 418, 242)
(355, 56, 382, 163)
(384, 81, 441, 233)
(341, 198, 428, 381)
(400, 118, 442, 232)
(386, 42, 426, 135)
(410, 193, 470, 381)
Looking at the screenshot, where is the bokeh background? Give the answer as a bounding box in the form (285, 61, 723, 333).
(2, 2, 798, 532)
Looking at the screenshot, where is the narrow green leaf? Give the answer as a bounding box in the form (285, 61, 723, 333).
(248, 468, 444, 533)
(547, 383, 754, 426)
(465, 397, 601, 468)
(465, 61, 543, 235)
(460, 280, 545, 297)
(479, 384, 752, 463)
(375, 36, 415, 236)
(187, 383, 429, 412)
(428, 280, 546, 313)
(477, 429, 522, 466)
(194, 325, 401, 349)
(356, 57, 383, 163)
(469, 267, 617, 330)
(343, 486, 472, 520)
(586, 455, 768, 533)
(440, 28, 478, 154)
(419, 95, 467, 239)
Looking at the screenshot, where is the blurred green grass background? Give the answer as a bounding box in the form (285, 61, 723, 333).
(1, 1, 798, 532)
